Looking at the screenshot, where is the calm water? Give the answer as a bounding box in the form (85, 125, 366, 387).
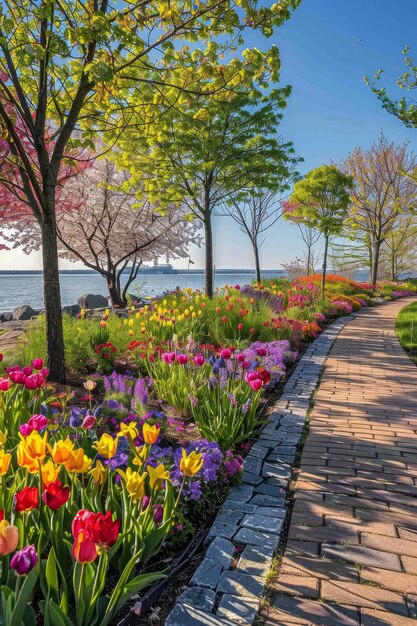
(0, 270, 286, 313)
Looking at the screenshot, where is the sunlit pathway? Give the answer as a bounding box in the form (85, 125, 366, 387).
(263, 298, 417, 626)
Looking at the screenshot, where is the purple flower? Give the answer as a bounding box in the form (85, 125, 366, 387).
(10, 545, 37, 575)
(153, 504, 164, 524)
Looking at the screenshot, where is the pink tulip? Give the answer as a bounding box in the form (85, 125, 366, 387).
(24, 376, 38, 390)
(40, 368, 49, 379)
(168, 352, 176, 363)
(82, 414, 96, 430)
(22, 366, 33, 377)
(0, 354, 3, 362)
(31, 358, 44, 370)
(236, 353, 245, 363)
(0, 379, 10, 392)
(248, 379, 263, 391)
(193, 355, 205, 367)
(28, 415, 48, 432)
(9, 371, 26, 385)
(220, 348, 232, 360)
(161, 352, 170, 364)
(19, 424, 33, 436)
(5, 365, 19, 373)
(177, 354, 188, 365)
(256, 348, 268, 357)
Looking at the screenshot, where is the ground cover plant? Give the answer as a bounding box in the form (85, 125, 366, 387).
(396, 300, 417, 364)
(1, 275, 416, 624)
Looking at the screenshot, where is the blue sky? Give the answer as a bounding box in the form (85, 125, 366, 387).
(1, 0, 417, 270)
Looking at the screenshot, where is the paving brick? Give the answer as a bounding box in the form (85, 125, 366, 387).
(288, 525, 359, 544)
(402, 556, 417, 575)
(360, 567, 417, 594)
(321, 580, 407, 612)
(266, 596, 358, 625)
(361, 534, 417, 558)
(281, 556, 358, 581)
(285, 540, 320, 557)
(321, 543, 402, 571)
(360, 609, 417, 625)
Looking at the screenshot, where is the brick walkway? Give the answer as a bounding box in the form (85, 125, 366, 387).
(264, 298, 417, 626)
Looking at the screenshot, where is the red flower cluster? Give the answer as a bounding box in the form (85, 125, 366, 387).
(94, 342, 117, 360)
(72, 509, 120, 563)
(244, 368, 271, 391)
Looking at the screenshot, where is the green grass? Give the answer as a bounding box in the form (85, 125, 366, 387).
(396, 302, 417, 362)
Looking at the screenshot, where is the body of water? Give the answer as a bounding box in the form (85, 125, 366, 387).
(0, 270, 287, 313)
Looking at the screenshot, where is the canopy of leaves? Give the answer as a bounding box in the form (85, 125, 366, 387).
(282, 165, 353, 236)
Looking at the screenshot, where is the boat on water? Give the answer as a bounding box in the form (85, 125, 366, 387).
(139, 263, 179, 275)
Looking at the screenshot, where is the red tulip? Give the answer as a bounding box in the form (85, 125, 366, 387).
(42, 481, 70, 510)
(15, 487, 39, 513)
(193, 354, 205, 367)
(0, 354, 3, 362)
(71, 509, 95, 538)
(237, 323, 243, 331)
(256, 348, 268, 357)
(0, 511, 3, 521)
(256, 368, 271, 385)
(249, 378, 262, 391)
(88, 511, 120, 549)
(72, 530, 98, 563)
(31, 358, 44, 370)
(24, 376, 38, 390)
(22, 366, 33, 377)
(221, 316, 227, 324)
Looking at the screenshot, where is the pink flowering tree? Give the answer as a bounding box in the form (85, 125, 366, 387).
(7, 159, 201, 308)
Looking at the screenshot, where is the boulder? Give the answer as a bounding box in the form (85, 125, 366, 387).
(0, 312, 13, 323)
(12, 305, 38, 321)
(77, 294, 108, 309)
(62, 304, 81, 316)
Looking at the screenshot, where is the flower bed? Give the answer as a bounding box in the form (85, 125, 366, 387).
(0, 276, 416, 624)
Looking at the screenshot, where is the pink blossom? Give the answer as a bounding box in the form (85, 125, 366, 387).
(177, 354, 188, 365)
(9, 371, 26, 384)
(0, 378, 11, 392)
(193, 355, 205, 367)
(22, 366, 33, 377)
(236, 353, 245, 362)
(82, 414, 96, 430)
(31, 358, 44, 370)
(220, 348, 232, 360)
(256, 348, 268, 357)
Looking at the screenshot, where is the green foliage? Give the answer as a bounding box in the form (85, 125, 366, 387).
(366, 47, 417, 128)
(283, 165, 353, 237)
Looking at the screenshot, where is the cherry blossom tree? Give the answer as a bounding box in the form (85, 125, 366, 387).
(6, 159, 201, 308)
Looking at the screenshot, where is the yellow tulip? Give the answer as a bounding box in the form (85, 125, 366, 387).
(142, 423, 160, 445)
(132, 445, 147, 467)
(41, 460, 61, 486)
(18, 431, 47, 462)
(83, 380, 97, 391)
(0, 450, 11, 476)
(89, 460, 107, 485)
(179, 449, 203, 477)
(147, 464, 170, 490)
(92, 433, 117, 459)
(49, 438, 74, 465)
(117, 422, 139, 440)
(65, 449, 93, 473)
(128, 319, 134, 327)
(117, 468, 147, 501)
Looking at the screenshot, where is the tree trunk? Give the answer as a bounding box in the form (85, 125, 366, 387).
(253, 240, 261, 283)
(306, 246, 311, 276)
(41, 206, 65, 383)
(107, 274, 127, 308)
(321, 233, 329, 299)
(371, 240, 381, 286)
(204, 215, 214, 298)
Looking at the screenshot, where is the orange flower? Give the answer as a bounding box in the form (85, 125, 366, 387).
(142, 423, 160, 445)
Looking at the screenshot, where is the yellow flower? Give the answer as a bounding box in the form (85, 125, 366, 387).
(128, 319, 134, 327)
(132, 445, 147, 466)
(65, 449, 93, 473)
(179, 449, 203, 477)
(80, 308, 86, 318)
(89, 460, 107, 485)
(18, 431, 47, 462)
(105, 309, 110, 317)
(0, 450, 11, 476)
(41, 460, 61, 486)
(49, 438, 74, 465)
(117, 422, 139, 440)
(92, 434, 117, 459)
(142, 423, 160, 445)
(83, 380, 97, 391)
(147, 464, 170, 490)
(117, 468, 147, 500)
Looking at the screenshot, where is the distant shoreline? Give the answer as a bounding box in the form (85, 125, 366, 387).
(0, 268, 287, 276)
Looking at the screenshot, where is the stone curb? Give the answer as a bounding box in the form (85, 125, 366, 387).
(164, 312, 356, 626)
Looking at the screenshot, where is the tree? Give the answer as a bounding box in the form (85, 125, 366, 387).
(223, 184, 298, 283)
(5, 160, 201, 307)
(380, 212, 417, 280)
(0, 0, 299, 382)
(366, 47, 417, 128)
(340, 135, 417, 285)
(282, 165, 353, 296)
(297, 223, 320, 276)
(116, 86, 298, 297)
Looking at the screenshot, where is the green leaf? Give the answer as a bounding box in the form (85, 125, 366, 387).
(9, 564, 39, 626)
